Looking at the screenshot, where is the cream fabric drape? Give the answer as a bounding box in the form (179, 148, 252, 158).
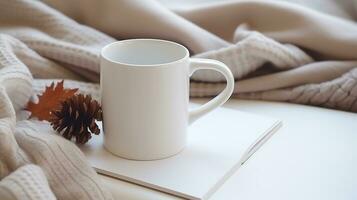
(44, 0, 357, 111)
(0, 0, 357, 199)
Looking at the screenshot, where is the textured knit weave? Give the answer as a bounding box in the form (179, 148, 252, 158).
(0, 1, 113, 199)
(0, 165, 55, 200)
(0, 0, 357, 199)
(0, 42, 112, 200)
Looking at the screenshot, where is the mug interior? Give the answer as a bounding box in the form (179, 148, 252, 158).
(101, 39, 188, 66)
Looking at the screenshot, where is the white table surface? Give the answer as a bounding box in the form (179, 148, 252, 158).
(99, 99, 357, 200)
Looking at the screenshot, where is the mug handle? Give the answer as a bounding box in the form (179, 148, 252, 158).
(189, 58, 235, 124)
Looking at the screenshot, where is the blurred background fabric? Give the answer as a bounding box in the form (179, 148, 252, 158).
(0, 0, 357, 199)
(41, 0, 357, 111)
(160, 0, 357, 21)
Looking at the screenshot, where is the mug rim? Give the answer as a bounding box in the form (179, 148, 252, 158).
(101, 38, 190, 68)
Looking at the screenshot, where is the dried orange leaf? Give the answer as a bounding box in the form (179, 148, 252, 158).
(26, 80, 78, 121)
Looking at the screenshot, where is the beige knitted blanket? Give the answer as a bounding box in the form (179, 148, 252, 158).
(0, 0, 357, 199)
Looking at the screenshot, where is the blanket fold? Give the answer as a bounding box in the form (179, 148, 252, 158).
(0, 0, 357, 199)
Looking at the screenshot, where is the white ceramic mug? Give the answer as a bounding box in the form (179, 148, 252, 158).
(100, 39, 234, 160)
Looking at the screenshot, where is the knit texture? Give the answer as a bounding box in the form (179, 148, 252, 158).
(0, 165, 55, 200)
(0, 1, 113, 199)
(0, 0, 357, 199)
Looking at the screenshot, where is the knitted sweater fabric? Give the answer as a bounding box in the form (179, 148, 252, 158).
(0, 0, 357, 199)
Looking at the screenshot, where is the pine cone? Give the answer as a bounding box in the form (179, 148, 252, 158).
(49, 94, 102, 144)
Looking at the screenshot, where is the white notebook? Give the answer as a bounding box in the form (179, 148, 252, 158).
(79, 105, 282, 200)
